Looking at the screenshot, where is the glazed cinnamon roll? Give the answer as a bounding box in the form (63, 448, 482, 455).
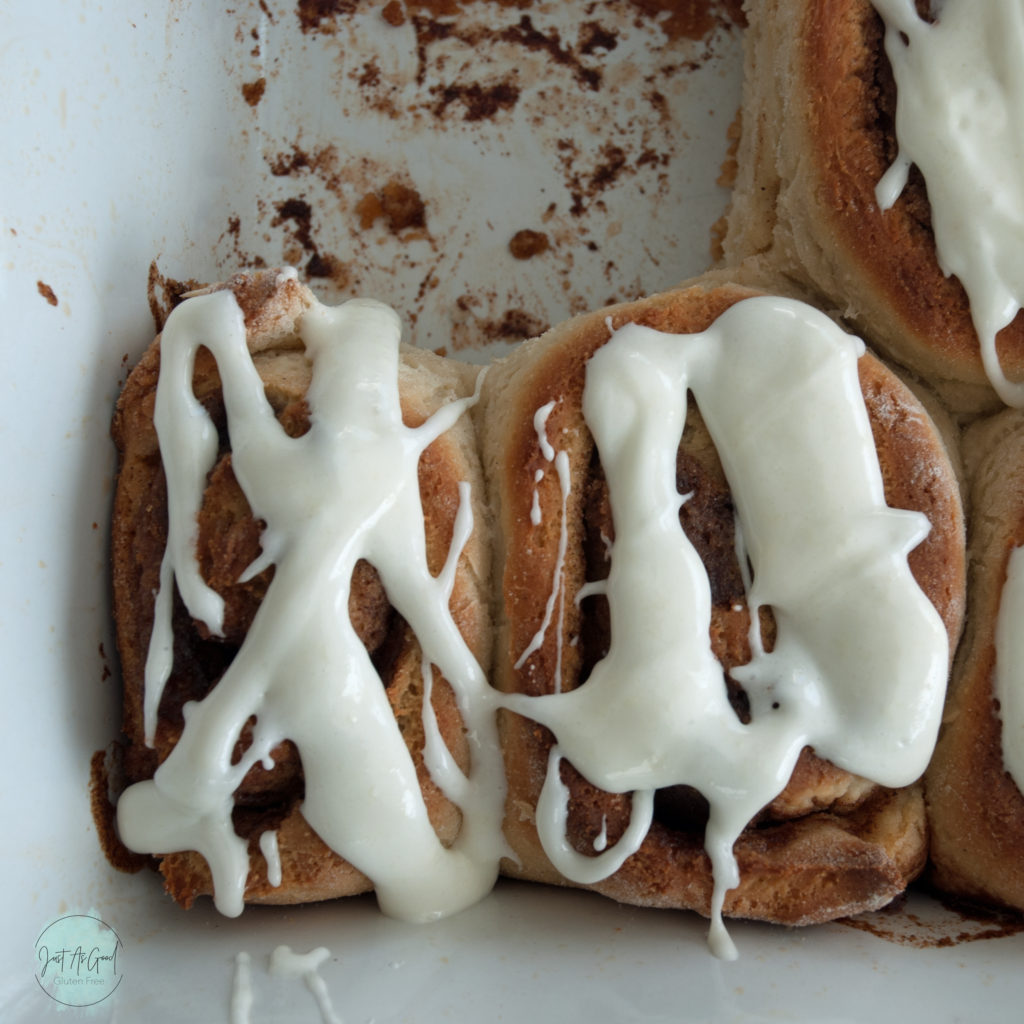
(109, 269, 505, 918)
(927, 410, 1024, 911)
(480, 275, 965, 951)
(723, 0, 1024, 414)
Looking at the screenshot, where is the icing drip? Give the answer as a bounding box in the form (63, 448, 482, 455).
(996, 545, 1024, 793)
(873, 0, 1024, 405)
(515, 401, 572, 692)
(504, 296, 948, 959)
(117, 285, 505, 923)
(231, 952, 253, 1024)
(733, 516, 765, 663)
(269, 947, 343, 1024)
(259, 830, 282, 888)
(231, 947, 343, 1024)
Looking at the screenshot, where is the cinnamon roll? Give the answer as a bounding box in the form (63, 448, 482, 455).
(723, 0, 1024, 414)
(109, 269, 505, 918)
(480, 275, 965, 951)
(926, 410, 1024, 911)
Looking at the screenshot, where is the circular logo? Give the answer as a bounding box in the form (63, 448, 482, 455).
(34, 914, 124, 1007)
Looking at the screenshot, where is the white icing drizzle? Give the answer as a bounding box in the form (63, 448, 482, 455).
(269, 946, 342, 1024)
(515, 402, 572, 693)
(503, 297, 948, 959)
(872, 0, 1024, 405)
(533, 401, 557, 461)
(259, 830, 282, 888)
(117, 281, 948, 960)
(116, 286, 506, 923)
(531, 468, 544, 525)
(231, 951, 253, 1024)
(574, 580, 608, 605)
(995, 544, 1024, 793)
(593, 815, 609, 853)
(733, 515, 765, 663)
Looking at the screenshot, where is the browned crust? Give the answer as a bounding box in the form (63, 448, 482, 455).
(926, 410, 1024, 911)
(723, 0, 1024, 414)
(482, 276, 965, 924)
(107, 270, 491, 908)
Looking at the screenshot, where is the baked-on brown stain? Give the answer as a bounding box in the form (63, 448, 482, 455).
(627, 0, 747, 41)
(271, 198, 349, 283)
(836, 890, 1024, 948)
(381, 0, 406, 25)
(430, 79, 521, 121)
(296, 0, 358, 34)
(355, 180, 427, 232)
(509, 229, 550, 260)
(241, 77, 266, 107)
(37, 281, 58, 306)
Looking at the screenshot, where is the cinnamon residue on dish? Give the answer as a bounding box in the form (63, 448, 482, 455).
(355, 180, 427, 232)
(452, 294, 548, 349)
(509, 229, 550, 259)
(627, 0, 747, 40)
(296, 0, 358, 34)
(382, 0, 406, 25)
(36, 281, 58, 307)
(430, 79, 521, 121)
(241, 77, 267, 107)
(215, 0, 744, 350)
(836, 890, 1024, 949)
(272, 198, 350, 284)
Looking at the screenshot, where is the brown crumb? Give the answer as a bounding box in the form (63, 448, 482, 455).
(296, 0, 357, 34)
(382, 0, 406, 26)
(37, 281, 58, 306)
(241, 77, 267, 107)
(356, 180, 427, 233)
(627, 0, 746, 41)
(509, 229, 550, 260)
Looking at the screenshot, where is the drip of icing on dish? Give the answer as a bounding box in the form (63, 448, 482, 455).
(873, 0, 1024, 405)
(505, 296, 949, 959)
(230, 952, 253, 1024)
(116, 276, 506, 923)
(269, 947, 342, 1024)
(231, 946, 342, 1024)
